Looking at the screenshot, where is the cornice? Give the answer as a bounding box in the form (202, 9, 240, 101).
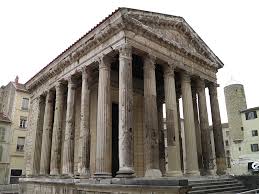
(26, 8, 221, 92)
(126, 13, 223, 69)
(122, 14, 218, 73)
(26, 18, 125, 92)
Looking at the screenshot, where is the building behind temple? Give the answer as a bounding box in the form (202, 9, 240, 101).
(223, 82, 259, 175)
(0, 77, 29, 184)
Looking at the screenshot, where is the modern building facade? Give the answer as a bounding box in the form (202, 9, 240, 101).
(224, 83, 259, 175)
(0, 77, 30, 184)
(22, 8, 226, 193)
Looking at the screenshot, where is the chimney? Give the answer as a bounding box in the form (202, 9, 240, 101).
(15, 76, 19, 84)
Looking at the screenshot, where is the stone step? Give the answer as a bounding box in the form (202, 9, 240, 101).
(191, 182, 243, 191)
(188, 185, 246, 194)
(189, 178, 236, 184)
(189, 180, 238, 187)
(212, 188, 248, 194)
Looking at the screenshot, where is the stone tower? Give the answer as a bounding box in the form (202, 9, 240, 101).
(224, 83, 247, 142)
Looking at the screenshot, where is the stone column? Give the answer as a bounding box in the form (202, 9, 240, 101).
(62, 77, 76, 176)
(78, 67, 90, 177)
(192, 88, 203, 171)
(94, 56, 112, 178)
(117, 44, 135, 177)
(209, 83, 227, 175)
(197, 78, 214, 174)
(180, 72, 200, 176)
(31, 96, 45, 175)
(164, 65, 182, 176)
(176, 97, 184, 172)
(40, 90, 54, 175)
(50, 82, 64, 175)
(143, 54, 162, 177)
(157, 98, 166, 176)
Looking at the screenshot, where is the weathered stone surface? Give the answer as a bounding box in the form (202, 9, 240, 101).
(209, 83, 227, 175)
(181, 72, 200, 176)
(143, 54, 161, 177)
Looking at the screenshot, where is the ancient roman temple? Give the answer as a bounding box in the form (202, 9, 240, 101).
(21, 8, 226, 194)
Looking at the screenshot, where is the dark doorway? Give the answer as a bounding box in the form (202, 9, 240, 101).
(112, 103, 119, 177)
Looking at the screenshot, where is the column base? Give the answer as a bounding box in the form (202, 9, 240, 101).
(185, 170, 200, 176)
(94, 172, 112, 179)
(50, 169, 59, 176)
(116, 167, 135, 178)
(145, 169, 162, 178)
(166, 170, 183, 177)
(216, 157, 227, 175)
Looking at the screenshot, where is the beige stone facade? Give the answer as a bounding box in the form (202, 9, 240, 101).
(0, 78, 30, 184)
(224, 83, 259, 175)
(22, 8, 226, 193)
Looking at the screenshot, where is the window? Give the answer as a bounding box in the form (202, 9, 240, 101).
(241, 127, 244, 131)
(10, 169, 22, 184)
(245, 111, 257, 120)
(225, 140, 229, 146)
(0, 127, 5, 141)
(21, 98, 29, 110)
(226, 150, 230, 155)
(252, 130, 258, 136)
(239, 147, 241, 151)
(19, 117, 27, 128)
(16, 137, 25, 152)
(251, 144, 259, 152)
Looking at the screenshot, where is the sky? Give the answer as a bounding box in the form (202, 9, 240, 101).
(0, 0, 258, 123)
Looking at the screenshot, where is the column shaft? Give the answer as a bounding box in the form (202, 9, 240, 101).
(157, 99, 166, 175)
(50, 83, 64, 175)
(209, 83, 227, 175)
(143, 54, 162, 177)
(62, 78, 76, 176)
(192, 89, 203, 171)
(40, 91, 54, 175)
(94, 56, 112, 178)
(32, 96, 45, 175)
(117, 44, 135, 177)
(164, 65, 182, 176)
(78, 69, 90, 177)
(176, 98, 184, 172)
(181, 72, 200, 175)
(197, 79, 214, 174)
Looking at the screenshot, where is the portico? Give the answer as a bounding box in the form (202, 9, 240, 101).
(22, 8, 226, 194)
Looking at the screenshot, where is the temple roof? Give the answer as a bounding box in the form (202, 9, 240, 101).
(25, 8, 223, 90)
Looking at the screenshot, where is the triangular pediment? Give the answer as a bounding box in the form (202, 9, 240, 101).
(120, 8, 223, 68)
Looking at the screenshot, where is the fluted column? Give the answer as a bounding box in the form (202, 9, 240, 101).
(62, 77, 76, 176)
(197, 78, 214, 174)
(192, 88, 203, 171)
(117, 44, 135, 177)
(176, 97, 184, 172)
(32, 96, 45, 175)
(157, 98, 166, 176)
(164, 64, 182, 176)
(94, 56, 112, 178)
(180, 72, 200, 176)
(50, 82, 64, 175)
(143, 54, 162, 177)
(40, 90, 54, 175)
(78, 67, 90, 177)
(209, 83, 227, 175)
